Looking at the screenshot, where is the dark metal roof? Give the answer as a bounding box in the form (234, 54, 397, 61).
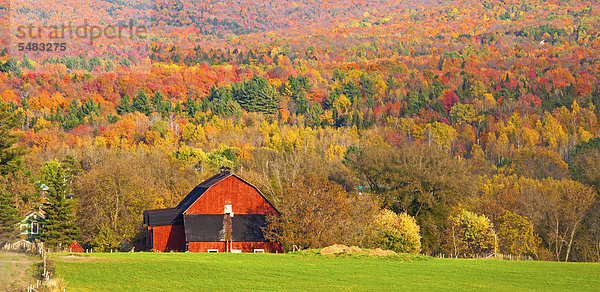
(143, 208, 183, 226)
(175, 172, 232, 211)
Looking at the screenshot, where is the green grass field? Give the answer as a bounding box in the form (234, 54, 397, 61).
(52, 252, 600, 291)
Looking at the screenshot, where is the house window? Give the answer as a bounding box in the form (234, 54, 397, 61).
(31, 222, 38, 234)
(20, 224, 28, 234)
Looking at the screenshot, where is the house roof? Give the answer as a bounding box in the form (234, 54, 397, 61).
(22, 210, 45, 222)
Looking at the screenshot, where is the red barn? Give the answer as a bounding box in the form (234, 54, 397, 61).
(67, 240, 84, 253)
(143, 168, 282, 253)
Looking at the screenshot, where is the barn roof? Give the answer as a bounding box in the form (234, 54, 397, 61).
(175, 171, 231, 211)
(143, 208, 183, 226)
(144, 170, 279, 227)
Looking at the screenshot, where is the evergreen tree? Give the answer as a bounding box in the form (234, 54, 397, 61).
(0, 102, 25, 244)
(21, 57, 33, 69)
(38, 161, 79, 248)
(151, 91, 165, 112)
(295, 91, 308, 114)
(117, 95, 133, 115)
(133, 91, 151, 115)
(82, 99, 100, 116)
(0, 58, 22, 75)
(62, 100, 82, 130)
(151, 91, 171, 116)
(186, 98, 201, 118)
(306, 102, 323, 128)
(208, 86, 241, 117)
(0, 189, 20, 245)
(232, 76, 280, 114)
(0, 103, 25, 176)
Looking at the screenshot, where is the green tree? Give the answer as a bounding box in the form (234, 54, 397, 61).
(208, 86, 242, 117)
(82, 99, 100, 116)
(133, 91, 151, 115)
(39, 161, 79, 249)
(151, 91, 171, 116)
(0, 103, 25, 244)
(92, 226, 121, 252)
(305, 102, 323, 128)
(117, 95, 133, 115)
(0, 58, 22, 75)
(0, 188, 20, 245)
(232, 76, 280, 114)
(0, 103, 25, 176)
(20, 57, 33, 69)
(294, 91, 308, 114)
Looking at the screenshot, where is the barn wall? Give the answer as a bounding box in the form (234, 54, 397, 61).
(151, 224, 185, 252)
(186, 176, 277, 215)
(187, 241, 282, 253)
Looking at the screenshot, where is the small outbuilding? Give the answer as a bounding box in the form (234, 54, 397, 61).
(67, 240, 84, 253)
(143, 168, 282, 253)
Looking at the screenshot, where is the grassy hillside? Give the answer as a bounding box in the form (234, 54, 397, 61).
(52, 252, 600, 291)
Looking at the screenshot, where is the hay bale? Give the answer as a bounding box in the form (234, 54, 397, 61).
(368, 248, 386, 256)
(320, 244, 349, 255)
(368, 248, 396, 256)
(346, 246, 365, 254)
(382, 250, 397, 256)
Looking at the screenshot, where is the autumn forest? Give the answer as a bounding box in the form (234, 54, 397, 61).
(1, 0, 600, 262)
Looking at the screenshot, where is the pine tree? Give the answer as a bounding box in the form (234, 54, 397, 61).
(232, 76, 280, 114)
(0, 188, 20, 245)
(133, 91, 151, 115)
(0, 102, 24, 244)
(0, 103, 25, 176)
(186, 98, 201, 117)
(38, 161, 79, 249)
(117, 95, 133, 115)
(151, 91, 165, 111)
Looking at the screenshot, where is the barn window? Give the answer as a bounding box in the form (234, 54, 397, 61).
(207, 249, 219, 253)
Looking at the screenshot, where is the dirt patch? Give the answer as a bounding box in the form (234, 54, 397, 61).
(0, 252, 39, 291)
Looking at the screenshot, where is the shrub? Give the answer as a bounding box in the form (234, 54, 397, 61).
(372, 209, 422, 254)
(497, 210, 540, 256)
(449, 210, 494, 256)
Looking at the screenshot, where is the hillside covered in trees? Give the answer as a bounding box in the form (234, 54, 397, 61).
(1, 0, 600, 262)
